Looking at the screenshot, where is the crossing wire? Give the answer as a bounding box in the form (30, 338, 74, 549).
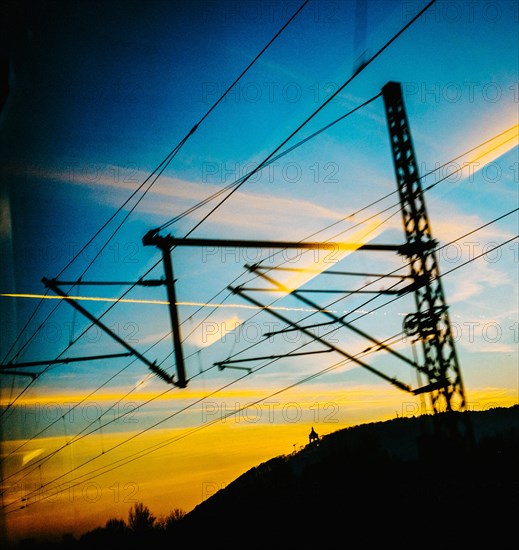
(1, 123, 515, 445)
(4, 234, 517, 516)
(1, 0, 311, 367)
(173, 0, 438, 240)
(2, 0, 438, 398)
(2, 210, 516, 503)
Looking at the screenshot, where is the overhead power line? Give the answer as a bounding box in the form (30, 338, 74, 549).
(4, 233, 516, 515)
(3, 0, 516, 527)
(0, 89, 391, 412)
(1, 122, 514, 423)
(2, 209, 516, 501)
(4, 0, 439, 406)
(1, 123, 514, 420)
(174, 0, 438, 239)
(1, 0, 311, 368)
(1, 0, 437, 389)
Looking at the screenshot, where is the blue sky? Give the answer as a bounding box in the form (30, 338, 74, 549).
(0, 0, 518, 543)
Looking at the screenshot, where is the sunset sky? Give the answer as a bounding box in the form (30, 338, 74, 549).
(0, 0, 518, 544)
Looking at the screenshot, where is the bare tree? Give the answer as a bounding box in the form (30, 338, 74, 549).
(157, 507, 186, 532)
(168, 508, 186, 522)
(128, 502, 156, 533)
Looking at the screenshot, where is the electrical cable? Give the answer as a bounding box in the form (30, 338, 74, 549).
(2, 212, 515, 503)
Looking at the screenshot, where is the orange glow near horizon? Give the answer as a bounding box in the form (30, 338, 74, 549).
(2, 383, 517, 543)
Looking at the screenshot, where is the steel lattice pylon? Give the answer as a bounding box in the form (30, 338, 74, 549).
(382, 81, 467, 414)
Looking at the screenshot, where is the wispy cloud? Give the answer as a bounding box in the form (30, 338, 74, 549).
(187, 314, 242, 348)
(9, 161, 516, 308)
(12, 164, 352, 238)
(445, 259, 511, 304)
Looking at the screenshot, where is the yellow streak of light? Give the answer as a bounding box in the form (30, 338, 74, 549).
(466, 124, 518, 175)
(0, 387, 326, 407)
(278, 220, 384, 293)
(21, 449, 45, 466)
(4, 382, 516, 414)
(0, 293, 326, 313)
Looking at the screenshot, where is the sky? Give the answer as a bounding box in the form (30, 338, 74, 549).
(0, 0, 518, 544)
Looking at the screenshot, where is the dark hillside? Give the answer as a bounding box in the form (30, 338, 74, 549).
(12, 406, 518, 548)
(177, 406, 519, 546)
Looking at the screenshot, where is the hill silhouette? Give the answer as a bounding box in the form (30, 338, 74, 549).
(177, 405, 519, 546)
(10, 405, 519, 548)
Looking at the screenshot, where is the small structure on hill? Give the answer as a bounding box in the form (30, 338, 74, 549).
(309, 427, 319, 445)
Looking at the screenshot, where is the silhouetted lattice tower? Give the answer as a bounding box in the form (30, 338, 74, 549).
(382, 81, 467, 415)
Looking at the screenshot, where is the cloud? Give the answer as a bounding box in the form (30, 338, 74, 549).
(427, 205, 515, 245)
(9, 161, 516, 308)
(446, 260, 510, 304)
(474, 343, 517, 354)
(187, 314, 242, 348)
(11, 163, 354, 238)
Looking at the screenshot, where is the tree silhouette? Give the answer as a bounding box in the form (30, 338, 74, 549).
(80, 517, 129, 546)
(128, 502, 156, 534)
(168, 507, 186, 522)
(157, 507, 186, 533)
(105, 517, 128, 535)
